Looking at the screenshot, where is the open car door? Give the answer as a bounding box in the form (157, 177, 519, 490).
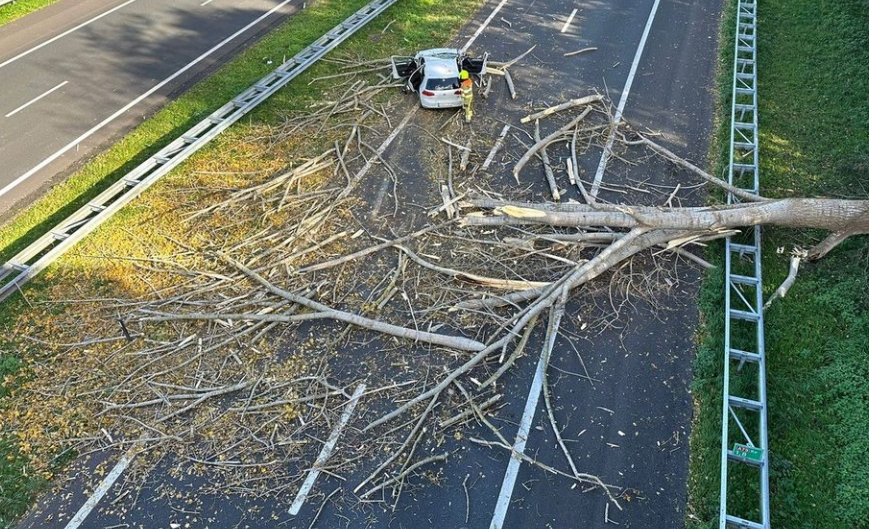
(460, 52, 489, 76)
(391, 56, 419, 80)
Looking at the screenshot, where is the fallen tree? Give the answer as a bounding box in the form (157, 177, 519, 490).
(4, 84, 865, 518)
(463, 196, 869, 259)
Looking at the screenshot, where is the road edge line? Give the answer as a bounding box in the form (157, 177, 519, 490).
(289, 384, 366, 515)
(590, 0, 662, 197)
(63, 447, 135, 529)
(461, 0, 509, 52)
(487, 328, 550, 529)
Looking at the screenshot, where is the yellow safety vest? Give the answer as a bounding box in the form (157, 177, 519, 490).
(461, 79, 474, 101)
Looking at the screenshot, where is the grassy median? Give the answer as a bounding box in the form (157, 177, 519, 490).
(0, 0, 488, 525)
(0, 0, 62, 27)
(689, 0, 869, 527)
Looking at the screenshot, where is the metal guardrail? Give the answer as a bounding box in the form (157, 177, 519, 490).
(0, 0, 17, 8)
(0, 0, 400, 303)
(719, 1, 770, 528)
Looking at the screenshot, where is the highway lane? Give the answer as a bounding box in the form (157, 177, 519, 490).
(0, 0, 302, 218)
(14, 0, 723, 527)
(492, 2, 720, 526)
(354, 2, 722, 528)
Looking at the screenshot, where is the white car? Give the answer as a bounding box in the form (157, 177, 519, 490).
(391, 48, 488, 109)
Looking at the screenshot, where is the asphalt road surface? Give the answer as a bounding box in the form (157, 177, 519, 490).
(16, 0, 723, 528)
(0, 0, 303, 218)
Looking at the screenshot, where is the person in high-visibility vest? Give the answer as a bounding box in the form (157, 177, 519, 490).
(460, 70, 474, 123)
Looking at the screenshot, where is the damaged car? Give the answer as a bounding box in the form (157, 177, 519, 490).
(391, 48, 488, 109)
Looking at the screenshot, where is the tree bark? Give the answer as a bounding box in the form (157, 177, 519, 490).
(464, 197, 869, 234)
(513, 108, 594, 178)
(217, 252, 487, 352)
(520, 95, 602, 123)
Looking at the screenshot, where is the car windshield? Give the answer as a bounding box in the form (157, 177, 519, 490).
(425, 51, 456, 60)
(426, 77, 460, 91)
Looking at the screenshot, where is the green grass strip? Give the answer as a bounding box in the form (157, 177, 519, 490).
(0, 0, 63, 27)
(689, 1, 869, 528)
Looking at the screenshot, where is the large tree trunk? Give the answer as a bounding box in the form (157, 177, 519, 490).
(465, 197, 869, 233)
(464, 197, 869, 258)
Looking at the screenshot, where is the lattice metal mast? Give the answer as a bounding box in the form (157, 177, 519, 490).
(720, 1, 771, 528)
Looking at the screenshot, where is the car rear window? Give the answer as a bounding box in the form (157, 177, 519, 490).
(426, 77, 460, 91)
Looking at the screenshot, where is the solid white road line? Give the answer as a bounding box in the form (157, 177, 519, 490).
(201, 0, 215, 5)
(289, 384, 366, 515)
(488, 330, 551, 529)
(4, 80, 68, 117)
(487, 0, 663, 525)
(63, 446, 135, 529)
(461, 0, 510, 52)
(561, 8, 577, 33)
(353, 107, 418, 184)
(0, 0, 140, 71)
(0, 0, 296, 200)
(590, 0, 662, 197)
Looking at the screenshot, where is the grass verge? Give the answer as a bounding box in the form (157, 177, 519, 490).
(1, 0, 370, 263)
(0, 0, 63, 27)
(688, 0, 869, 527)
(0, 0, 487, 525)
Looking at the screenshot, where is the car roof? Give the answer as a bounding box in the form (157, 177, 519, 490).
(416, 48, 460, 78)
(425, 58, 459, 78)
